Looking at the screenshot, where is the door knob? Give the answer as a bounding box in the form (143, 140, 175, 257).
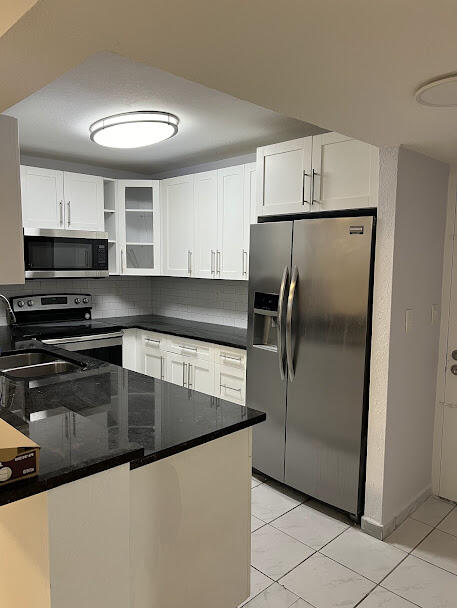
(451, 364, 457, 376)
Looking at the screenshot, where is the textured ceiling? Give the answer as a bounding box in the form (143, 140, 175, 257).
(1, 1, 457, 166)
(5, 53, 320, 174)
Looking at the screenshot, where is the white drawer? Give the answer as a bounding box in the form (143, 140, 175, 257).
(216, 346, 246, 377)
(142, 330, 168, 351)
(166, 335, 212, 360)
(217, 370, 245, 405)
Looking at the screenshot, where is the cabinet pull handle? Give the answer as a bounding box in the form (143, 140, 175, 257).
(187, 250, 192, 275)
(180, 345, 197, 353)
(120, 248, 125, 273)
(216, 250, 221, 276)
(311, 169, 319, 205)
(145, 338, 160, 346)
(220, 383, 242, 393)
(211, 250, 215, 275)
(67, 201, 71, 226)
(160, 356, 164, 380)
(221, 354, 242, 362)
(242, 250, 248, 276)
(59, 200, 64, 226)
(187, 363, 192, 388)
(302, 170, 310, 204)
(183, 362, 187, 387)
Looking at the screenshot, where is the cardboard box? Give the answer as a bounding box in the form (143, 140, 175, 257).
(0, 419, 40, 486)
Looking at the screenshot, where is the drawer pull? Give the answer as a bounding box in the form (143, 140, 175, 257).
(220, 384, 242, 393)
(180, 345, 198, 353)
(221, 354, 242, 362)
(145, 338, 160, 345)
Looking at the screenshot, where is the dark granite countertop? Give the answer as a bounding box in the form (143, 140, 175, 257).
(4, 314, 247, 350)
(0, 340, 264, 506)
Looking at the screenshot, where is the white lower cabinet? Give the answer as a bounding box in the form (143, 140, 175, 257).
(134, 330, 246, 403)
(215, 346, 247, 405)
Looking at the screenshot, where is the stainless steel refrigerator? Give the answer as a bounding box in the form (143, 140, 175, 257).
(247, 214, 375, 518)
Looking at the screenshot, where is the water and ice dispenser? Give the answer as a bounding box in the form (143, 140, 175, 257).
(252, 292, 279, 349)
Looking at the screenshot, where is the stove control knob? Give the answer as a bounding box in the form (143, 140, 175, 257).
(82, 297, 89, 304)
(27, 300, 34, 307)
(17, 300, 24, 308)
(74, 298, 81, 304)
(84, 312, 90, 320)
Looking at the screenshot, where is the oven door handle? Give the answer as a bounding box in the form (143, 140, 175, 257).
(42, 332, 123, 345)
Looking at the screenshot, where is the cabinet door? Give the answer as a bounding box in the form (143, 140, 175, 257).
(118, 180, 161, 276)
(166, 352, 186, 387)
(187, 357, 214, 395)
(20, 166, 64, 229)
(244, 162, 257, 279)
(217, 166, 248, 280)
(217, 370, 245, 405)
(63, 172, 104, 231)
(311, 132, 379, 211)
(256, 138, 312, 217)
(144, 348, 166, 381)
(194, 171, 218, 279)
(161, 175, 195, 277)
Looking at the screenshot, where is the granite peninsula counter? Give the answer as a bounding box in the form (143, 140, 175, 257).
(0, 339, 264, 608)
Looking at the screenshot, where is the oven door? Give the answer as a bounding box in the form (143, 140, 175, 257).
(42, 332, 123, 366)
(24, 229, 109, 278)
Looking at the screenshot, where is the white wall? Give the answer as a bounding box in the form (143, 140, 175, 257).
(363, 147, 449, 536)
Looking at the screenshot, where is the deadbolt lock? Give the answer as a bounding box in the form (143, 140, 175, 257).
(452, 350, 457, 360)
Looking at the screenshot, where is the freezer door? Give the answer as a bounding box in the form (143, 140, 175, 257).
(247, 221, 293, 482)
(285, 216, 373, 514)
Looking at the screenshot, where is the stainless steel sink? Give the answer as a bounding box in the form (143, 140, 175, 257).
(3, 360, 82, 379)
(0, 351, 58, 370)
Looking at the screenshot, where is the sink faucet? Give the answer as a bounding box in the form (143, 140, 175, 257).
(0, 294, 16, 325)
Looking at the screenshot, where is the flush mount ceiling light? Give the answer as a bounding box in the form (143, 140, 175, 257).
(89, 111, 179, 148)
(415, 75, 457, 107)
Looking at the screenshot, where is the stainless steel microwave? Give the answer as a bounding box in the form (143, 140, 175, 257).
(23, 229, 109, 278)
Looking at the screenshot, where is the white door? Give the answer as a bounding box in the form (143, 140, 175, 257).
(144, 349, 166, 380)
(63, 172, 104, 231)
(20, 166, 64, 229)
(256, 137, 312, 217)
(118, 180, 161, 276)
(161, 175, 195, 277)
(194, 171, 218, 279)
(166, 353, 187, 387)
(311, 132, 379, 211)
(187, 357, 214, 395)
(217, 166, 248, 280)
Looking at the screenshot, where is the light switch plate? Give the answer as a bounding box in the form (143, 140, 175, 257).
(405, 308, 414, 333)
(431, 304, 440, 326)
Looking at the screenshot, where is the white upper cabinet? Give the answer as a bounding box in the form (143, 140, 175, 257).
(118, 180, 161, 276)
(311, 132, 378, 211)
(256, 137, 312, 217)
(217, 165, 249, 280)
(161, 175, 195, 277)
(62, 172, 104, 231)
(193, 171, 218, 279)
(21, 167, 104, 231)
(257, 133, 378, 217)
(20, 166, 64, 229)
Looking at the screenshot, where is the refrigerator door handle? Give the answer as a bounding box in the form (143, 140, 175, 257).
(277, 266, 289, 380)
(286, 265, 298, 381)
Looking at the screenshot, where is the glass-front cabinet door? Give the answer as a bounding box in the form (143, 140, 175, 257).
(117, 180, 161, 275)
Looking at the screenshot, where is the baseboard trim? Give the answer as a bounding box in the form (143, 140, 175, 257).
(361, 485, 432, 540)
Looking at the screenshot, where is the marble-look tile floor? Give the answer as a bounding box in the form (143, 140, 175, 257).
(241, 474, 457, 608)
